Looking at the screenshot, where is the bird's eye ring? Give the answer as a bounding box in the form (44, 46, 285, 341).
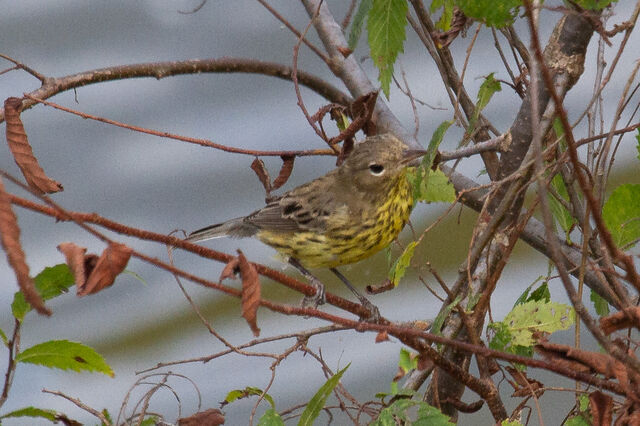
(368, 164, 385, 175)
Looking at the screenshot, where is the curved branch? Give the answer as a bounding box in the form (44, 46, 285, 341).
(0, 57, 352, 123)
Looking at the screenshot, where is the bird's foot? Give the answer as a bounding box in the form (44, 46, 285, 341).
(357, 296, 381, 323)
(301, 276, 326, 308)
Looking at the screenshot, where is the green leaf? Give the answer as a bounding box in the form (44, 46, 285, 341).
(501, 421, 524, 426)
(367, 0, 408, 97)
(426, 120, 454, 166)
(298, 364, 349, 426)
(503, 301, 574, 347)
(348, 0, 373, 50)
(16, 340, 114, 377)
(422, 169, 456, 203)
(433, 0, 455, 31)
(578, 393, 590, 412)
(12, 264, 75, 321)
(258, 408, 285, 426)
(0, 327, 8, 347)
(372, 400, 453, 425)
(139, 418, 158, 426)
(388, 241, 417, 286)
(457, 0, 521, 28)
(0, 406, 58, 421)
(476, 73, 502, 115)
(602, 184, 640, 248)
(573, 0, 618, 10)
(590, 289, 610, 316)
(224, 387, 275, 409)
(398, 348, 417, 374)
(549, 173, 577, 237)
(527, 282, 551, 304)
(414, 402, 455, 425)
(431, 295, 462, 336)
(565, 414, 591, 426)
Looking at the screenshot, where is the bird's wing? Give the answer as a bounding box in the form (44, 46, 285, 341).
(245, 184, 347, 233)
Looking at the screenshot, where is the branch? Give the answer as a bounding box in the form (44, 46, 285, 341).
(0, 57, 352, 123)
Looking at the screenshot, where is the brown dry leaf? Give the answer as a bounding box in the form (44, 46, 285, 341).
(600, 307, 640, 335)
(4, 97, 63, 194)
(250, 157, 271, 193)
(219, 257, 240, 281)
(348, 91, 378, 136)
(589, 390, 613, 426)
(57, 242, 88, 289)
(237, 250, 261, 337)
(505, 366, 544, 398)
(375, 330, 389, 343)
(78, 242, 132, 296)
(178, 408, 225, 426)
(271, 155, 295, 191)
(336, 46, 353, 58)
(430, 8, 469, 49)
(0, 176, 51, 315)
(366, 278, 394, 295)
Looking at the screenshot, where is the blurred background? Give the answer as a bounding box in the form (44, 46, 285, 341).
(0, 1, 638, 424)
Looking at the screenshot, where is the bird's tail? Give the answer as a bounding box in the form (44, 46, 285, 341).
(186, 217, 258, 243)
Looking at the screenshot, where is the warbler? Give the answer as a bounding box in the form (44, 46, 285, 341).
(187, 134, 426, 316)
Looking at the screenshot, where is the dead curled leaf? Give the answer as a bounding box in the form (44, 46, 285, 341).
(600, 307, 640, 335)
(178, 408, 225, 426)
(237, 250, 261, 337)
(271, 155, 295, 191)
(4, 97, 63, 194)
(59, 242, 132, 296)
(589, 390, 613, 426)
(219, 257, 240, 281)
(250, 157, 271, 193)
(0, 177, 51, 315)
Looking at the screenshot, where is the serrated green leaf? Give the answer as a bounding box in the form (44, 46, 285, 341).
(513, 277, 547, 306)
(258, 408, 284, 426)
(388, 241, 417, 286)
(414, 402, 455, 425)
(488, 322, 511, 351)
(602, 184, 640, 248)
(16, 340, 114, 377)
(0, 406, 58, 421)
(590, 289, 610, 316)
(12, 264, 75, 321)
(367, 0, 408, 97)
(421, 169, 456, 203)
(398, 348, 417, 374)
(457, 0, 521, 27)
(298, 364, 349, 426)
(348, 0, 373, 50)
(504, 301, 574, 347)
(549, 173, 576, 236)
(224, 386, 275, 408)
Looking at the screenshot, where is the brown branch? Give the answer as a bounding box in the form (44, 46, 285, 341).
(23, 94, 335, 158)
(0, 57, 352, 123)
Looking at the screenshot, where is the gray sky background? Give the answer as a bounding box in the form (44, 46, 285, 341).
(0, 1, 639, 424)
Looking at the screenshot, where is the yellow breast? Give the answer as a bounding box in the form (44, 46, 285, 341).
(257, 176, 413, 269)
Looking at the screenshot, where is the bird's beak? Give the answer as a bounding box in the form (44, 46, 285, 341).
(401, 149, 428, 167)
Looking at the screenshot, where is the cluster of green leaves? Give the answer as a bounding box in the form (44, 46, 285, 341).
(0, 265, 114, 424)
(388, 120, 456, 286)
(348, 0, 618, 97)
(372, 349, 454, 425)
(224, 365, 349, 425)
(565, 394, 593, 426)
(489, 281, 574, 366)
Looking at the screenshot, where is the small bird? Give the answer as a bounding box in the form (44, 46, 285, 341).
(187, 134, 426, 318)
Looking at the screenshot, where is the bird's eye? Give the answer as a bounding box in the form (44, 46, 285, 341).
(368, 164, 385, 176)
